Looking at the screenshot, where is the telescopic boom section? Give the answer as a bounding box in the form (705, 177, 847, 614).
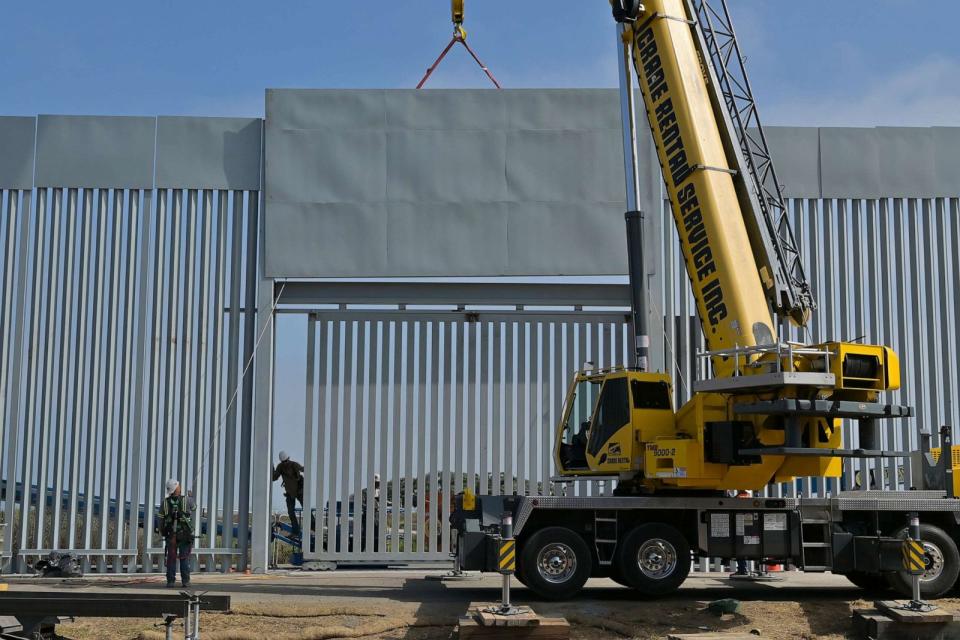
(617, 0, 777, 376)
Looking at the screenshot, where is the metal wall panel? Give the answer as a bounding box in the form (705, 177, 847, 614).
(0, 118, 37, 189)
(155, 117, 263, 190)
(35, 116, 156, 188)
(0, 115, 263, 574)
(263, 89, 661, 279)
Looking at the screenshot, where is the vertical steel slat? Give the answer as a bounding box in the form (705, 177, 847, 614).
(95, 189, 123, 568)
(204, 191, 228, 565)
(3, 189, 32, 570)
(190, 191, 212, 558)
(892, 200, 915, 485)
(0, 190, 19, 549)
(388, 320, 400, 553)
(413, 321, 426, 553)
(176, 190, 197, 492)
(112, 189, 136, 568)
(952, 199, 960, 431)
(333, 320, 347, 555)
(907, 199, 928, 448)
(161, 190, 183, 492)
(420, 321, 434, 553)
(946, 199, 960, 430)
(503, 320, 514, 496)
(238, 191, 260, 568)
(317, 319, 332, 554)
(401, 321, 414, 554)
(425, 321, 439, 552)
(934, 198, 957, 436)
(351, 320, 365, 555)
(376, 320, 389, 554)
(221, 191, 244, 567)
(453, 321, 464, 498)
(302, 315, 316, 553)
(123, 189, 148, 570)
(465, 320, 477, 494)
(479, 321, 490, 495)
(142, 189, 167, 567)
(921, 200, 943, 435)
(440, 321, 454, 553)
(541, 322, 551, 495)
(78, 189, 108, 566)
(363, 319, 378, 555)
(489, 321, 510, 495)
(36, 189, 63, 551)
(66, 190, 91, 550)
(20, 188, 49, 557)
(517, 321, 528, 495)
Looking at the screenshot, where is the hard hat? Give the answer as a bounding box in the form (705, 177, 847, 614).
(279, 450, 290, 462)
(165, 479, 179, 497)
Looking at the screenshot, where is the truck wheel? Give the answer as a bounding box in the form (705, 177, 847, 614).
(519, 527, 592, 600)
(845, 571, 891, 593)
(616, 523, 691, 596)
(886, 524, 960, 599)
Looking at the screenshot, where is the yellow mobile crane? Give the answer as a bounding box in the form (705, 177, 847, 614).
(452, 0, 960, 600)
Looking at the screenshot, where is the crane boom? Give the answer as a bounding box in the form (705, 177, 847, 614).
(619, 0, 778, 377)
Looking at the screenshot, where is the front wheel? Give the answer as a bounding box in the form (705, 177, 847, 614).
(519, 527, 593, 600)
(886, 524, 960, 599)
(616, 523, 691, 597)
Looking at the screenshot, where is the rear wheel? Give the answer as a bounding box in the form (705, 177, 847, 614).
(616, 523, 691, 597)
(519, 527, 592, 600)
(886, 524, 960, 599)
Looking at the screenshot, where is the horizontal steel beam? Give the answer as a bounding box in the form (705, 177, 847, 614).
(733, 399, 914, 419)
(277, 281, 631, 308)
(0, 592, 230, 617)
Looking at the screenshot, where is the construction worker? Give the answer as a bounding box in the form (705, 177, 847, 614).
(159, 479, 195, 588)
(360, 473, 381, 551)
(272, 451, 304, 537)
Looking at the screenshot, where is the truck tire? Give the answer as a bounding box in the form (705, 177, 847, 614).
(616, 523, 691, 596)
(886, 523, 960, 598)
(519, 527, 592, 600)
(845, 571, 891, 593)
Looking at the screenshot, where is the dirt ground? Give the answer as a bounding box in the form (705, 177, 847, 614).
(11, 571, 958, 640)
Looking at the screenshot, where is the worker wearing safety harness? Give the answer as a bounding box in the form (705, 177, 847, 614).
(159, 479, 196, 588)
(273, 451, 305, 537)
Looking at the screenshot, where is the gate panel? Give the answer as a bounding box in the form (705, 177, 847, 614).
(301, 311, 629, 564)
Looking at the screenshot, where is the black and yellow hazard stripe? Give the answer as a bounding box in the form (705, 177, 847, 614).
(902, 539, 926, 574)
(498, 539, 516, 573)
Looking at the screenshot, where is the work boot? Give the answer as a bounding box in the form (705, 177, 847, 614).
(182, 580, 191, 588)
(166, 581, 176, 588)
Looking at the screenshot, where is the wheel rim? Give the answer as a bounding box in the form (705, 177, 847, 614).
(637, 538, 677, 580)
(536, 543, 578, 584)
(920, 541, 945, 582)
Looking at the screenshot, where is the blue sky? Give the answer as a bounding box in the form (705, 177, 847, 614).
(3, 1, 959, 125)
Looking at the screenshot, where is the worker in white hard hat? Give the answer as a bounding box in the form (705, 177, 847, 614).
(272, 451, 304, 537)
(158, 479, 196, 588)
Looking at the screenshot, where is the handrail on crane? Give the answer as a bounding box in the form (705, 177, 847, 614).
(417, 0, 502, 89)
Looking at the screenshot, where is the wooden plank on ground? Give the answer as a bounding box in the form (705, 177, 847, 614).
(459, 617, 569, 640)
(875, 601, 956, 624)
(459, 604, 568, 640)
